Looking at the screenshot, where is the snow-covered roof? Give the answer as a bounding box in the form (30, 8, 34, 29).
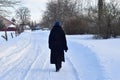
(8, 24, 16, 28)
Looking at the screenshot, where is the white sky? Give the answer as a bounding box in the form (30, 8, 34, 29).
(20, 0, 48, 22)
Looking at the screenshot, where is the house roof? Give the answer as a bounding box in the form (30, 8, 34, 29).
(0, 15, 15, 27)
(8, 24, 16, 28)
(0, 16, 16, 31)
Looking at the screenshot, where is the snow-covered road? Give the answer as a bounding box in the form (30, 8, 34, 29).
(0, 31, 83, 80)
(0, 30, 119, 80)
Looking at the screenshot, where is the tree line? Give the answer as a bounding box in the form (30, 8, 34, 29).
(40, 0, 120, 39)
(0, 0, 120, 39)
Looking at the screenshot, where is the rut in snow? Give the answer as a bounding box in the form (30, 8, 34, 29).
(67, 40, 106, 80)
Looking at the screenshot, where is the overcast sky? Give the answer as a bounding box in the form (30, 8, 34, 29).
(10, 0, 118, 22)
(20, 0, 48, 22)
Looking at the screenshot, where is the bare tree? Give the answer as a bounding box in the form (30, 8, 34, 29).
(87, 0, 120, 38)
(16, 7, 31, 32)
(0, 0, 20, 16)
(103, 1, 120, 38)
(16, 7, 31, 24)
(41, 0, 78, 29)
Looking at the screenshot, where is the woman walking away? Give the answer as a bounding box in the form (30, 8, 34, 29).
(48, 21, 68, 72)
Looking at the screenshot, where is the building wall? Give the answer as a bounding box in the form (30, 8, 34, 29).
(0, 16, 13, 27)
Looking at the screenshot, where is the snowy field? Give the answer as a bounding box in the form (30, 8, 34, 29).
(0, 30, 120, 80)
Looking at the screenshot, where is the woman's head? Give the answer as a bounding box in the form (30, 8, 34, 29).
(54, 21, 61, 27)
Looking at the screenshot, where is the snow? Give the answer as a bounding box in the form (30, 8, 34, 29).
(8, 24, 16, 28)
(0, 31, 16, 42)
(0, 30, 120, 80)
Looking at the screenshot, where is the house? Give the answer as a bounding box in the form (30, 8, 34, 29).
(0, 16, 16, 31)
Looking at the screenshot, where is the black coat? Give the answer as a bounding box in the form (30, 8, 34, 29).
(49, 26, 68, 64)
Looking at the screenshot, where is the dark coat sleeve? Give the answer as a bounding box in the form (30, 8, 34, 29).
(49, 28, 55, 49)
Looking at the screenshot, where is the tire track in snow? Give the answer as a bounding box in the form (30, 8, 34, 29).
(48, 55, 81, 80)
(0, 33, 31, 70)
(0, 38, 31, 80)
(0, 36, 32, 77)
(0, 41, 33, 79)
(23, 45, 49, 80)
(22, 42, 37, 80)
(66, 54, 81, 80)
(24, 32, 53, 80)
(23, 48, 40, 80)
(23, 40, 50, 80)
(0, 33, 31, 59)
(0, 37, 31, 64)
(22, 31, 51, 80)
(0, 34, 38, 80)
(67, 40, 105, 80)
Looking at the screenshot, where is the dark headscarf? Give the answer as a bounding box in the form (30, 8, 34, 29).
(53, 21, 61, 27)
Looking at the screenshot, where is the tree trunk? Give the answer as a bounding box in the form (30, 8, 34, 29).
(98, 0, 104, 37)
